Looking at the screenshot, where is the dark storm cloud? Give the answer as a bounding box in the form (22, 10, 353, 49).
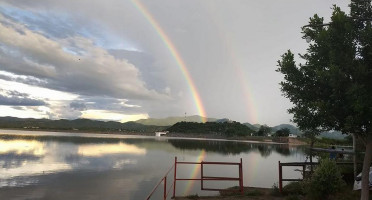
(11, 106, 26, 110)
(0, 13, 168, 102)
(0, 93, 46, 106)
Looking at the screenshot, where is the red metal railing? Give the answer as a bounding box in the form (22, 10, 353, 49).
(145, 163, 175, 200)
(146, 157, 244, 200)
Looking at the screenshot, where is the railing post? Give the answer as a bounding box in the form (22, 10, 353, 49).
(201, 161, 204, 190)
(163, 177, 167, 200)
(279, 161, 282, 193)
(172, 157, 177, 199)
(240, 158, 244, 195)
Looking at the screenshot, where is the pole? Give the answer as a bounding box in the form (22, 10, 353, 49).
(163, 177, 167, 200)
(240, 158, 244, 195)
(201, 161, 204, 190)
(172, 157, 177, 199)
(278, 161, 282, 193)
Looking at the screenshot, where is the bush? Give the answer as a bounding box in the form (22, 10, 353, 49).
(303, 159, 345, 199)
(245, 189, 263, 196)
(282, 182, 304, 195)
(270, 183, 282, 197)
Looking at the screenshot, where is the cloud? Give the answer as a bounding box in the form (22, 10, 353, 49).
(0, 13, 168, 102)
(0, 90, 46, 106)
(69, 101, 87, 111)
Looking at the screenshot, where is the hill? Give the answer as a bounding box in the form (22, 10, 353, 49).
(166, 121, 254, 137)
(135, 115, 218, 126)
(243, 123, 260, 131)
(319, 131, 347, 140)
(272, 124, 301, 135)
(0, 117, 165, 133)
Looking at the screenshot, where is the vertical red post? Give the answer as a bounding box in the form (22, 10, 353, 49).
(201, 161, 204, 190)
(172, 157, 177, 199)
(163, 176, 167, 200)
(278, 161, 282, 193)
(239, 158, 243, 195)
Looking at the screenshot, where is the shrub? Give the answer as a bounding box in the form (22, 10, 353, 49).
(282, 181, 304, 195)
(245, 189, 262, 196)
(303, 159, 345, 199)
(270, 183, 282, 197)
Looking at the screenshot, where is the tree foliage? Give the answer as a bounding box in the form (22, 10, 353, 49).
(167, 121, 254, 137)
(274, 127, 291, 137)
(303, 159, 345, 200)
(256, 125, 272, 136)
(277, 1, 371, 198)
(277, 3, 371, 136)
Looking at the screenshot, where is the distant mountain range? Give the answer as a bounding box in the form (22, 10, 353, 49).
(0, 116, 165, 133)
(0, 116, 347, 139)
(135, 115, 218, 126)
(243, 122, 346, 139)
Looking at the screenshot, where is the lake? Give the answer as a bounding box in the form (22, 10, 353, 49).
(0, 129, 309, 200)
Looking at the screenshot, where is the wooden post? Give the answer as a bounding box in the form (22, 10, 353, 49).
(201, 161, 204, 190)
(240, 158, 244, 195)
(163, 177, 167, 200)
(278, 161, 283, 193)
(172, 157, 177, 199)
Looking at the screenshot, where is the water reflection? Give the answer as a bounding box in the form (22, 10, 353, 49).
(168, 139, 303, 156)
(0, 131, 308, 200)
(0, 140, 45, 156)
(77, 143, 146, 156)
(0, 137, 147, 188)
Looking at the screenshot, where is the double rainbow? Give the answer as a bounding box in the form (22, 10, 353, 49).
(131, 0, 207, 122)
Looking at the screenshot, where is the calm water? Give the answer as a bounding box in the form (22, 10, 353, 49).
(0, 129, 309, 200)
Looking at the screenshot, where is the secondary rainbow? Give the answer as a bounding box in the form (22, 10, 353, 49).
(131, 0, 207, 122)
(183, 149, 207, 196)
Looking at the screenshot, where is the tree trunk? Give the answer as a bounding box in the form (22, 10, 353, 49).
(360, 138, 372, 200)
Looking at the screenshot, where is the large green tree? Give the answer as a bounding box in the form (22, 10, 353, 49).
(277, 1, 372, 199)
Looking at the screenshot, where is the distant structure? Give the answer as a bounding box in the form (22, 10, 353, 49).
(155, 131, 168, 137)
(288, 134, 297, 138)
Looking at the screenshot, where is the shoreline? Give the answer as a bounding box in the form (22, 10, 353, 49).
(0, 128, 307, 145)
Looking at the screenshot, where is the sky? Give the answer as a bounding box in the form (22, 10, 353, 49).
(0, 0, 350, 126)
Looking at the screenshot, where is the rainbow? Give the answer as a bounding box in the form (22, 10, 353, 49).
(202, 3, 258, 124)
(183, 149, 207, 196)
(245, 150, 260, 184)
(130, 0, 207, 122)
